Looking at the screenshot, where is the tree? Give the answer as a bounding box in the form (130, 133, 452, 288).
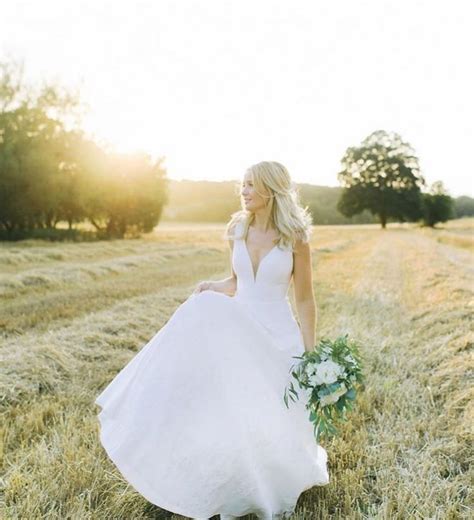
(337, 130, 426, 228)
(0, 59, 82, 233)
(82, 148, 169, 239)
(421, 181, 454, 227)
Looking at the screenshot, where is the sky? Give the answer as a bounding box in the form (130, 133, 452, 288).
(1, 0, 473, 197)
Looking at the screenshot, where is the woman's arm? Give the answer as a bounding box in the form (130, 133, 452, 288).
(292, 239, 317, 352)
(210, 240, 237, 295)
(209, 276, 236, 296)
(197, 240, 237, 296)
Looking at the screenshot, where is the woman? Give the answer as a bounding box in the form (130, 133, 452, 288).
(95, 161, 329, 520)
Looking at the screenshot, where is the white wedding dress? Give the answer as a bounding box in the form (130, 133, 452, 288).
(95, 221, 329, 519)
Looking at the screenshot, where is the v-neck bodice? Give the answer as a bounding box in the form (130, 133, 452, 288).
(243, 238, 279, 283)
(232, 221, 294, 302)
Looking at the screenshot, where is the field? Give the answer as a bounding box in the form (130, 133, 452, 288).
(1, 219, 473, 519)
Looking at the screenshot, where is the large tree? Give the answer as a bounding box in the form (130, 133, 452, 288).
(337, 130, 426, 228)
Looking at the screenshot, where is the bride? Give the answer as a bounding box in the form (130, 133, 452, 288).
(95, 161, 329, 520)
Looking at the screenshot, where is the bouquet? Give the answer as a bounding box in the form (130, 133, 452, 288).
(283, 333, 364, 442)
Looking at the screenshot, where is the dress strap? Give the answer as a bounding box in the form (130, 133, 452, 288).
(232, 220, 245, 241)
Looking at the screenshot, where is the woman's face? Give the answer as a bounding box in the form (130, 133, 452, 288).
(240, 171, 268, 212)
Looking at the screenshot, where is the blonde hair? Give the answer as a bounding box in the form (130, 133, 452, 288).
(224, 161, 313, 251)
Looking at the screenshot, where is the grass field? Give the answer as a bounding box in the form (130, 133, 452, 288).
(1, 219, 473, 519)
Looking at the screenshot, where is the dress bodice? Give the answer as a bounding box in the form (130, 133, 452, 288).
(231, 221, 294, 303)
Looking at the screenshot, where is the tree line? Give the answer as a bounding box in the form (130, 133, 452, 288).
(0, 60, 470, 241)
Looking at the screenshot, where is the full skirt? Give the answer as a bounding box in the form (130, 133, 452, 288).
(95, 290, 329, 519)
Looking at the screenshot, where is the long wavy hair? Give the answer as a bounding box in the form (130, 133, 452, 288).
(224, 161, 313, 251)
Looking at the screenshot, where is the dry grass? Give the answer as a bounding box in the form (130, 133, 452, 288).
(1, 220, 472, 519)
(417, 217, 474, 252)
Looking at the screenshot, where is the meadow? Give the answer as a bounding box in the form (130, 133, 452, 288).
(1, 219, 472, 519)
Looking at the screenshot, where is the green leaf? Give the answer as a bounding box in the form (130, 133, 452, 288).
(289, 386, 298, 398)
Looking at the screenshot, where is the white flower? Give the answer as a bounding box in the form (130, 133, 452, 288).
(319, 383, 348, 407)
(311, 359, 345, 385)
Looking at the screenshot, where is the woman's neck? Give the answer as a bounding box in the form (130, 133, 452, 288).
(250, 211, 275, 232)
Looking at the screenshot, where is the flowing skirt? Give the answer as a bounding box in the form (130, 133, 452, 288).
(95, 290, 329, 519)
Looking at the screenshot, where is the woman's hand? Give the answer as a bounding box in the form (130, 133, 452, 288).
(192, 280, 215, 294)
(192, 276, 237, 296)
